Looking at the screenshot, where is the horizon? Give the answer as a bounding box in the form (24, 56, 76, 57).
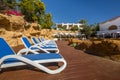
(42, 0, 120, 24)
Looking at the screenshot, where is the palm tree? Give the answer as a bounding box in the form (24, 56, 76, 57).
(78, 19, 87, 24)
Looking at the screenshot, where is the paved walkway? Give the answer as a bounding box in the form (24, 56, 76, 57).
(0, 40, 120, 80)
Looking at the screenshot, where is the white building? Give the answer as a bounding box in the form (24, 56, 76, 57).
(97, 16, 120, 38)
(56, 23, 83, 30)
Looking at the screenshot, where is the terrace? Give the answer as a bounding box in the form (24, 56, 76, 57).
(0, 40, 120, 80)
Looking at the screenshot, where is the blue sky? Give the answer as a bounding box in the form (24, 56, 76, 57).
(42, 0, 120, 24)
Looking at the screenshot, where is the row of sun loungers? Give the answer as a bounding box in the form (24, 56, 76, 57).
(0, 37, 67, 74)
(21, 37, 59, 53)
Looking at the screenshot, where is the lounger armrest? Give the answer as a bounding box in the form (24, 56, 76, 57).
(37, 43, 46, 47)
(42, 40, 57, 45)
(41, 40, 51, 45)
(0, 55, 37, 66)
(17, 48, 40, 55)
(33, 43, 46, 47)
(29, 45, 50, 53)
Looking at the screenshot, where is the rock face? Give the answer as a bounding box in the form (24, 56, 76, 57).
(0, 13, 25, 46)
(0, 13, 45, 46)
(0, 13, 25, 31)
(0, 13, 76, 47)
(69, 39, 120, 62)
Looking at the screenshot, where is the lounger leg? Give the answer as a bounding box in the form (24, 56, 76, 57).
(54, 62, 59, 67)
(0, 67, 2, 73)
(0, 64, 1, 72)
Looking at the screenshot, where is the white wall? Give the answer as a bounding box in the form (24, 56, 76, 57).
(56, 23, 83, 30)
(100, 17, 120, 31)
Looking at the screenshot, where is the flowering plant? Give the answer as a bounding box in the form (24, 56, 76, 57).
(5, 10, 22, 16)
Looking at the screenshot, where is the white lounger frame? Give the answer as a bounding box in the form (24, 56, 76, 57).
(21, 37, 59, 53)
(0, 49, 67, 74)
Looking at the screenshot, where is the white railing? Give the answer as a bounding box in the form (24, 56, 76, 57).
(97, 29, 120, 35)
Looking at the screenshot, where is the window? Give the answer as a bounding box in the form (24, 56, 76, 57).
(108, 25, 117, 30)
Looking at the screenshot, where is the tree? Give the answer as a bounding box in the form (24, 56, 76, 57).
(71, 25, 79, 31)
(19, 0, 54, 29)
(81, 25, 92, 38)
(41, 13, 54, 29)
(0, 0, 54, 29)
(90, 23, 100, 37)
(79, 19, 92, 38)
(81, 23, 100, 38)
(19, 0, 46, 22)
(78, 19, 87, 24)
(19, 0, 40, 22)
(2, 0, 17, 9)
(0, 0, 17, 12)
(78, 19, 100, 38)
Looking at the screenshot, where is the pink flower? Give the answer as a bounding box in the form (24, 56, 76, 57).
(5, 10, 22, 16)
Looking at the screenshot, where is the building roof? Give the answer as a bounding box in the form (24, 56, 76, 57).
(100, 16, 120, 24)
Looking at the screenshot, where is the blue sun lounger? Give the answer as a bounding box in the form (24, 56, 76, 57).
(31, 37, 58, 48)
(21, 36, 59, 53)
(0, 37, 67, 74)
(38, 37, 57, 45)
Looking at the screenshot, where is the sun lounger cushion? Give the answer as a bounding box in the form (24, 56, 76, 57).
(4, 53, 62, 64)
(0, 38, 15, 58)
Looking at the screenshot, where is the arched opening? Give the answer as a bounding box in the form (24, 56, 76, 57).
(108, 25, 117, 30)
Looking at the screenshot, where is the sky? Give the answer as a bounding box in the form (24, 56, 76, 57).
(42, 0, 120, 24)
